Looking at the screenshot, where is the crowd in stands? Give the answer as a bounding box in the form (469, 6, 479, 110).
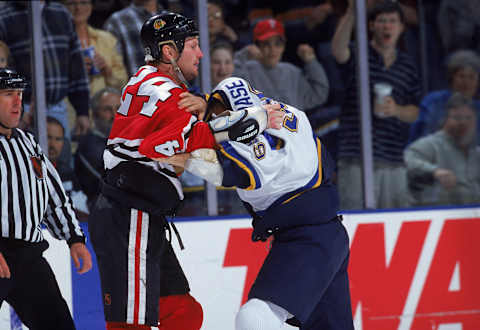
(1, 0, 479, 217)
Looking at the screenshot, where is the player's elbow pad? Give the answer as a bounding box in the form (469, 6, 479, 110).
(208, 106, 267, 144)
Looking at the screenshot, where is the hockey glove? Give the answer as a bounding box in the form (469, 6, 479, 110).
(208, 106, 268, 144)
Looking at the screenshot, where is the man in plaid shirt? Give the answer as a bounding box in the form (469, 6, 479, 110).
(103, 0, 166, 77)
(0, 1, 91, 136)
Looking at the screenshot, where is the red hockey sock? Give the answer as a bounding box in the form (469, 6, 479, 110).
(158, 294, 203, 330)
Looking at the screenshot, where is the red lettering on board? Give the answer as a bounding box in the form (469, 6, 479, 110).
(411, 218, 480, 329)
(223, 228, 269, 304)
(349, 221, 430, 329)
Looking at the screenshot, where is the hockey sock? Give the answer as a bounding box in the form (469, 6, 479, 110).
(158, 293, 203, 330)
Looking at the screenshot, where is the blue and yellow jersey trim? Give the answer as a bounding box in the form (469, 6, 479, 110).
(219, 142, 262, 190)
(262, 132, 284, 150)
(255, 135, 323, 218)
(280, 136, 323, 205)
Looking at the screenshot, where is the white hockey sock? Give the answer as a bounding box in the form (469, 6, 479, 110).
(235, 298, 293, 330)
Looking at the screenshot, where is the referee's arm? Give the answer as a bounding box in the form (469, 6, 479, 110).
(43, 154, 92, 273)
(43, 154, 86, 246)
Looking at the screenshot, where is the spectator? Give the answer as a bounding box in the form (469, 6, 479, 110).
(405, 93, 480, 206)
(48, 115, 89, 219)
(0, 1, 90, 137)
(75, 87, 120, 210)
(64, 0, 128, 96)
(410, 50, 480, 144)
(210, 41, 234, 87)
(47, 116, 67, 173)
(46, 116, 81, 197)
(331, 0, 422, 209)
(437, 0, 480, 56)
(103, 0, 165, 76)
(234, 18, 329, 111)
(208, 0, 240, 49)
(330, 1, 444, 92)
(0, 40, 11, 68)
(419, 0, 448, 91)
(179, 41, 238, 216)
(247, 0, 338, 67)
(87, 0, 131, 29)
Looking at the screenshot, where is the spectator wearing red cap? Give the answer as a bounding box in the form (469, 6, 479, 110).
(234, 18, 329, 111)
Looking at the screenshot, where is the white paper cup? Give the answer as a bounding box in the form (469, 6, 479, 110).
(374, 82, 393, 104)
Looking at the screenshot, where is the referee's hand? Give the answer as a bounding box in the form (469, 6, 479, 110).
(0, 252, 10, 279)
(70, 243, 93, 274)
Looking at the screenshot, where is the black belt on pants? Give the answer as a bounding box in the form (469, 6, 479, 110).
(100, 180, 185, 250)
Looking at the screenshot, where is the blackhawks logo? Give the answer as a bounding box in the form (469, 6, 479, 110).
(30, 155, 44, 179)
(153, 19, 166, 30)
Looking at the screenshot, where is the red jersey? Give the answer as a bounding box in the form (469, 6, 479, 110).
(104, 65, 215, 198)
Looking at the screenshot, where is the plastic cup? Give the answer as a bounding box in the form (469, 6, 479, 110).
(374, 82, 393, 104)
(82, 46, 100, 76)
(373, 83, 393, 118)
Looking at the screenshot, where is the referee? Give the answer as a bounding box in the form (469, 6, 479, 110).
(0, 68, 92, 329)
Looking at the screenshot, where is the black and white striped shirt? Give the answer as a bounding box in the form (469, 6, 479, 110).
(0, 128, 85, 244)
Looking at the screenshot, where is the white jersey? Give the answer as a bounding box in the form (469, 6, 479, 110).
(219, 104, 322, 212)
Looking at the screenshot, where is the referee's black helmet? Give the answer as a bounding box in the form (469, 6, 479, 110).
(0, 68, 27, 90)
(140, 12, 199, 61)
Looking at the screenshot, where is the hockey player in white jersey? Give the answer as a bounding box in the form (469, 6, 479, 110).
(157, 77, 354, 330)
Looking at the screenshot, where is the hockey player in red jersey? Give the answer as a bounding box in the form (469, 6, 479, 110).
(88, 12, 276, 330)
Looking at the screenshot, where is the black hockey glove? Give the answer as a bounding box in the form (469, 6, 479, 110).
(208, 109, 260, 144)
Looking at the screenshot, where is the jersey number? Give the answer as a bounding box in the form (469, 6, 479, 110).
(154, 140, 180, 157)
(117, 74, 180, 117)
(253, 142, 266, 160)
(251, 108, 298, 158)
(282, 111, 298, 132)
